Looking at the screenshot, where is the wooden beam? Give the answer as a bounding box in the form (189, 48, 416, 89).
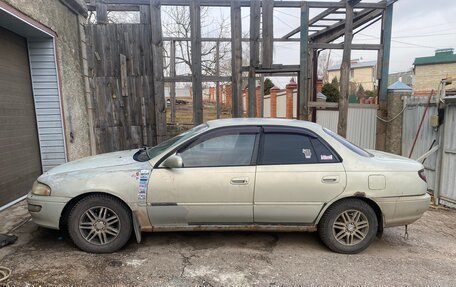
(262, 0, 273, 68)
(378, 3, 393, 103)
(337, 1, 354, 137)
(309, 43, 382, 50)
(169, 40, 176, 124)
(231, 0, 242, 117)
(87, 0, 386, 9)
(139, 5, 150, 23)
(298, 2, 309, 120)
(215, 41, 221, 119)
(164, 76, 232, 82)
(248, 0, 260, 117)
(190, 0, 203, 125)
(150, 0, 167, 142)
(311, 5, 384, 43)
(96, 1, 108, 24)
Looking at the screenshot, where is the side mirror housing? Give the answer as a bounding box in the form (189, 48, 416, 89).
(162, 154, 183, 168)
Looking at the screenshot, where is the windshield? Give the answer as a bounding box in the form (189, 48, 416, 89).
(146, 123, 209, 159)
(323, 128, 373, 157)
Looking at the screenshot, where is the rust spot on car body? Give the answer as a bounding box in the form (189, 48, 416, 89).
(150, 224, 317, 233)
(353, 191, 366, 197)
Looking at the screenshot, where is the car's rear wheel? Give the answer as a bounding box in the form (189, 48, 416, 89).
(318, 199, 378, 254)
(67, 195, 132, 253)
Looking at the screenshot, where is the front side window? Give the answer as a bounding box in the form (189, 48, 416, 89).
(179, 133, 257, 167)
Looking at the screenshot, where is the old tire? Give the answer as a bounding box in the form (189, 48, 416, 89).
(318, 199, 378, 254)
(67, 195, 132, 253)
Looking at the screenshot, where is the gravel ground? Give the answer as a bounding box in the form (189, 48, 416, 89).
(1, 206, 456, 287)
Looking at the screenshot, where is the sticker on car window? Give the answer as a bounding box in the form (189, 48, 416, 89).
(302, 149, 312, 159)
(137, 170, 150, 201)
(321, 155, 333, 160)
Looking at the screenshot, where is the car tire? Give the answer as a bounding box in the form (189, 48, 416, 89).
(318, 199, 378, 254)
(67, 194, 132, 253)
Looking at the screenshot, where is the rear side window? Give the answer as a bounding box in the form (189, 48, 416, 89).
(260, 132, 339, 165)
(323, 128, 372, 157)
(310, 138, 339, 163)
(260, 133, 317, 165)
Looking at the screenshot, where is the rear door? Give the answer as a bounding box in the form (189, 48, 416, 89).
(254, 126, 346, 223)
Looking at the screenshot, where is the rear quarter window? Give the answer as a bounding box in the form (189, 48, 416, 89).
(323, 128, 372, 157)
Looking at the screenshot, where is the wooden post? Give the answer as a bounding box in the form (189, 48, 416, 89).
(150, 0, 167, 143)
(139, 5, 150, 24)
(262, 0, 274, 68)
(298, 2, 309, 120)
(190, 0, 203, 125)
(96, 0, 108, 24)
(170, 40, 176, 124)
(231, 0, 242, 118)
(215, 41, 221, 119)
(248, 0, 260, 118)
(378, 3, 393, 103)
(337, 1, 354, 137)
(270, 86, 279, 118)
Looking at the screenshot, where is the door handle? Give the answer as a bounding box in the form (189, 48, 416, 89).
(322, 176, 340, 183)
(230, 177, 249, 185)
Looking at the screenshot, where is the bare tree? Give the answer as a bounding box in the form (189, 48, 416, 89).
(318, 50, 333, 82)
(162, 6, 231, 77)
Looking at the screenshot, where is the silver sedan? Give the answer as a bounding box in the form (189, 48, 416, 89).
(27, 118, 430, 253)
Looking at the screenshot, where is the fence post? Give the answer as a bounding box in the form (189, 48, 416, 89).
(386, 81, 412, 155)
(256, 86, 262, 117)
(270, 86, 279, 118)
(286, 80, 297, 119)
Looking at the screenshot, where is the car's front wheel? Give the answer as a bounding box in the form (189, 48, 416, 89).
(318, 199, 378, 254)
(67, 194, 132, 253)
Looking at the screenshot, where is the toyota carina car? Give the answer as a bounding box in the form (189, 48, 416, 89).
(27, 118, 430, 254)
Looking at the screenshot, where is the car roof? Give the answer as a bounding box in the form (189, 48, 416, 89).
(206, 118, 323, 130)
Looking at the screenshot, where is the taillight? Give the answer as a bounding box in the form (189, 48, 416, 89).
(418, 169, 427, 183)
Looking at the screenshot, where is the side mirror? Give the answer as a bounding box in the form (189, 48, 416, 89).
(162, 154, 183, 168)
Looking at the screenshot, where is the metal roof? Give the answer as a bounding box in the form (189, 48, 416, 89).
(328, 60, 377, 71)
(388, 81, 412, 92)
(413, 49, 456, 66)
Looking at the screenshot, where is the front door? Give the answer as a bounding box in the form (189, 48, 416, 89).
(254, 126, 346, 224)
(148, 126, 260, 226)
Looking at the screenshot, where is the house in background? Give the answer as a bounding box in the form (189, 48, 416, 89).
(0, 0, 92, 209)
(413, 48, 456, 96)
(388, 70, 414, 88)
(327, 59, 378, 92)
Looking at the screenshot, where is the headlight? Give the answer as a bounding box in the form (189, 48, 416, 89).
(32, 181, 51, 196)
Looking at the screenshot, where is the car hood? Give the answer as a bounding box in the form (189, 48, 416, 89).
(44, 150, 140, 176)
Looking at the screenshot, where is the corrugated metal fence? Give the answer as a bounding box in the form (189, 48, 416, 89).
(402, 96, 438, 193)
(402, 95, 456, 205)
(316, 105, 378, 149)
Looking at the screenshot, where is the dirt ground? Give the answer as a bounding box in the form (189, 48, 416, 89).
(1, 203, 456, 287)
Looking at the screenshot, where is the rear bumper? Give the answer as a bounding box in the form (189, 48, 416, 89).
(375, 193, 430, 228)
(27, 193, 69, 230)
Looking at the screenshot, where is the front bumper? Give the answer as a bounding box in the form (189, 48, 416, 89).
(27, 193, 70, 230)
(375, 193, 431, 228)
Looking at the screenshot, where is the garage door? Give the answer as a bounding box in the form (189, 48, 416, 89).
(0, 26, 42, 207)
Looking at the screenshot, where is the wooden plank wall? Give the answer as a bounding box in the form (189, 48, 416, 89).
(86, 24, 157, 154)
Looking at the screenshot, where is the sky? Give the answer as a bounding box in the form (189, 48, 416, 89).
(242, 0, 456, 87)
(270, 0, 456, 71)
(152, 0, 456, 88)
